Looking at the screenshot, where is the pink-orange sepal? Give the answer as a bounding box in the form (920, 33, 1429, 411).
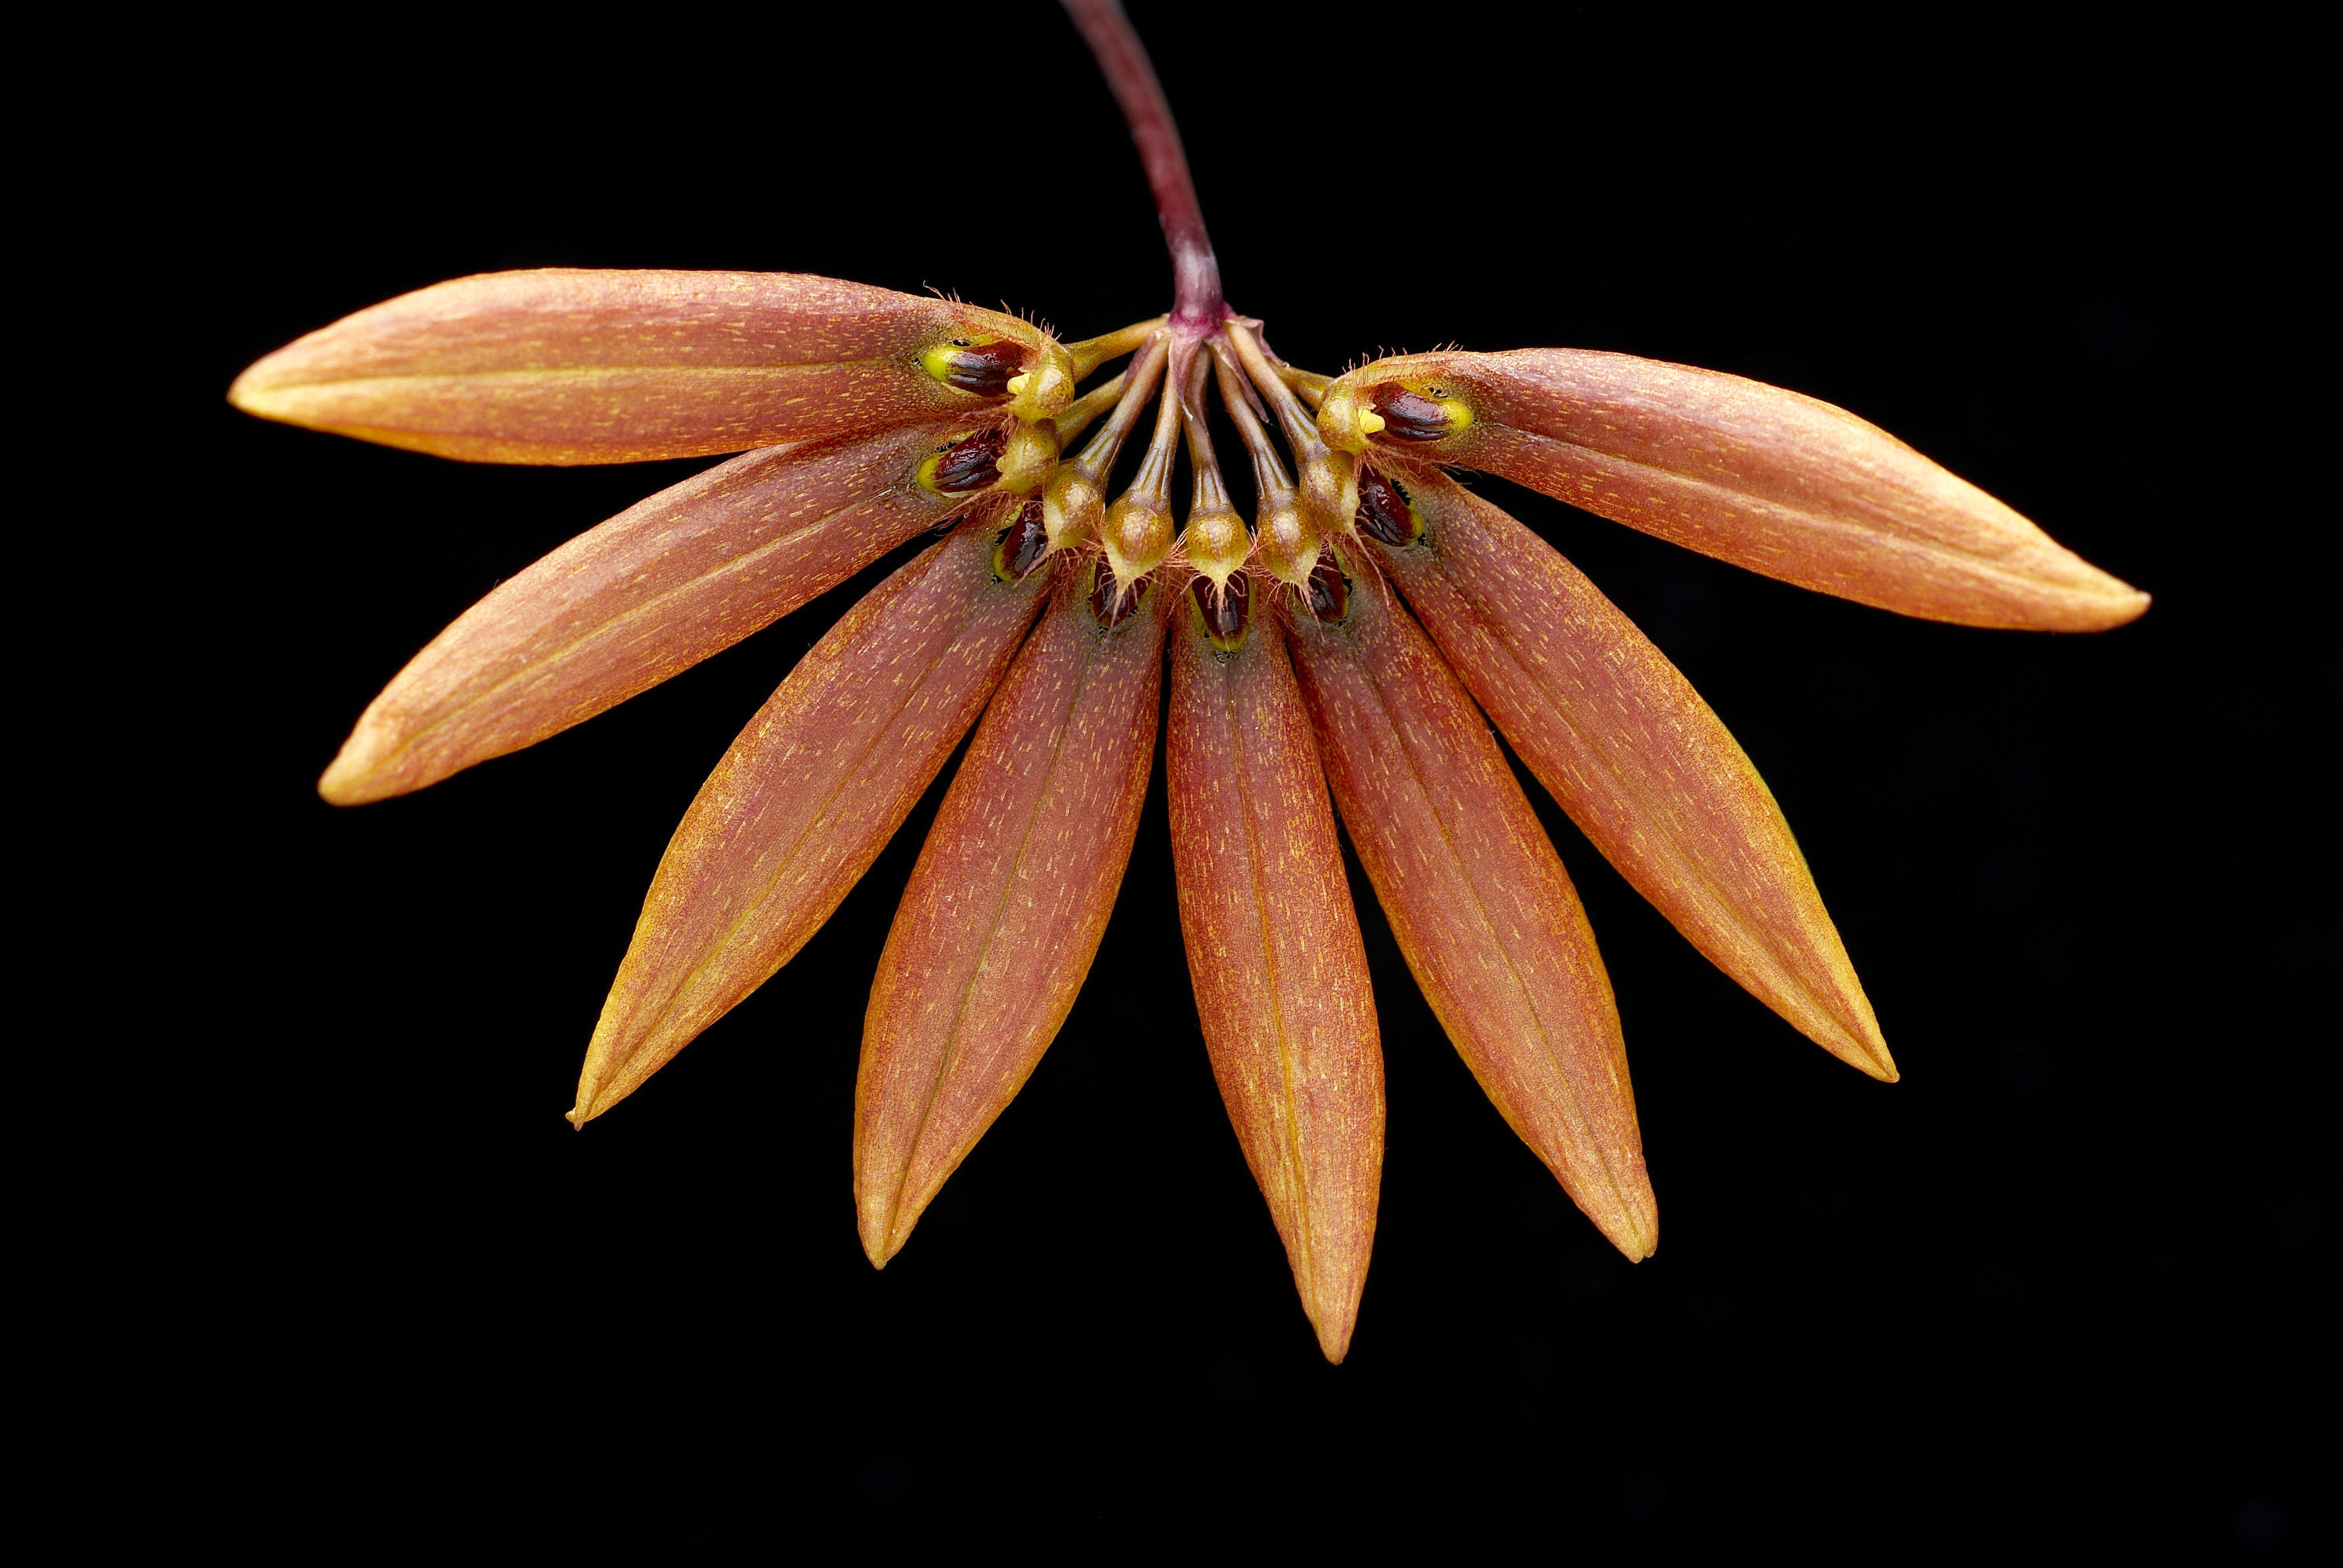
(570, 515, 1050, 1124)
(854, 563, 1172, 1263)
(232, 269, 1071, 464)
(1323, 349, 2149, 631)
(1283, 559, 1657, 1260)
(1374, 467, 1893, 1079)
(322, 419, 990, 805)
(1167, 594, 1383, 1362)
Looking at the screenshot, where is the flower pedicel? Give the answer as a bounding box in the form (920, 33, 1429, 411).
(230, 0, 2147, 1362)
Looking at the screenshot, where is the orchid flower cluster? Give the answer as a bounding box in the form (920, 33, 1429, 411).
(231, 1, 2145, 1360)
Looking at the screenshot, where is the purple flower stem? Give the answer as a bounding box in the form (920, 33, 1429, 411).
(1061, 0, 1227, 333)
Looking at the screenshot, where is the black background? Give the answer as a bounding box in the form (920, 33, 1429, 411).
(169, 1, 2329, 1556)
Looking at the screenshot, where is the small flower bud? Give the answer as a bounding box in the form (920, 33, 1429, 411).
(1042, 462, 1104, 549)
(995, 420, 1062, 494)
(1316, 380, 1375, 454)
(1299, 446, 1359, 545)
(1005, 340, 1077, 421)
(1253, 494, 1321, 587)
(1182, 497, 1250, 590)
(1104, 490, 1175, 586)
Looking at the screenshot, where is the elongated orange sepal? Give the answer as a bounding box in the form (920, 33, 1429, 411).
(854, 564, 1172, 1263)
(1319, 350, 2149, 630)
(1167, 590, 1382, 1361)
(230, 270, 1075, 464)
(569, 515, 1052, 1124)
(322, 419, 1004, 805)
(1374, 467, 1893, 1079)
(1283, 562, 1656, 1258)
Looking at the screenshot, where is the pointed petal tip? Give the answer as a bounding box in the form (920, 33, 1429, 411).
(1812, 1005, 1898, 1081)
(317, 719, 415, 806)
(316, 756, 383, 807)
(2027, 572, 2149, 632)
(1308, 1306, 1360, 1365)
(1606, 1224, 1659, 1263)
(1815, 1016, 1899, 1082)
(1820, 1035, 1899, 1082)
(1592, 1188, 1660, 1262)
(226, 364, 276, 417)
(567, 1078, 621, 1128)
(854, 1188, 915, 1270)
(1597, 1233, 1658, 1264)
(859, 1217, 909, 1271)
(228, 358, 326, 432)
(2095, 585, 2152, 631)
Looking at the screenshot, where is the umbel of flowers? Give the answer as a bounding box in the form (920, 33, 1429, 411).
(231, 0, 2145, 1362)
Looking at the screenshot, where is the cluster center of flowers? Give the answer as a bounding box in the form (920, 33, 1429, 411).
(929, 312, 1401, 649)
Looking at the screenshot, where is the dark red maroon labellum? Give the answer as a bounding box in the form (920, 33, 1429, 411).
(1190, 572, 1250, 652)
(1370, 383, 1457, 441)
(992, 501, 1050, 582)
(939, 340, 1027, 397)
(1303, 557, 1350, 623)
(932, 425, 1008, 493)
(1092, 567, 1149, 629)
(1356, 470, 1422, 546)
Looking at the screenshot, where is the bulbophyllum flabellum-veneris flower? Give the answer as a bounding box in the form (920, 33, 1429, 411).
(229, 0, 2147, 1363)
